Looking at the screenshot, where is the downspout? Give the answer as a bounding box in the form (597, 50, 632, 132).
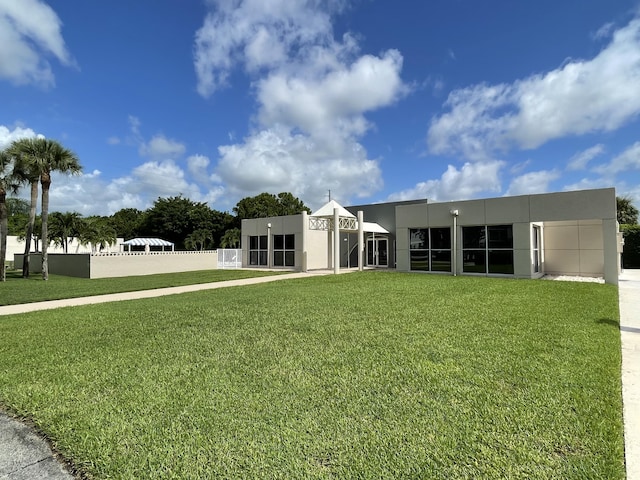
(451, 209, 459, 276)
(358, 211, 364, 271)
(334, 208, 340, 274)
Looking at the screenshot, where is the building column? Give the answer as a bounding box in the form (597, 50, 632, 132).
(358, 211, 364, 272)
(602, 218, 619, 285)
(334, 208, 340, 274)
(301, 211, 308, 272)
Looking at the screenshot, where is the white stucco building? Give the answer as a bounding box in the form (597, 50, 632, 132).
(241, 188, 622, 284)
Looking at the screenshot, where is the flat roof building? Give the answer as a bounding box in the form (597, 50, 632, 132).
(241, 187, 622, 284)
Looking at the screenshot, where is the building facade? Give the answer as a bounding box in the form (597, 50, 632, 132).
(241, 188, 622, 284)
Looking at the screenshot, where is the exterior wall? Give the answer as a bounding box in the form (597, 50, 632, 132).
(14, 251, 217, 278)
(395, 188, 619, 284)
(543, 220, 605, 277)
(5, 235, 123, 260)
(241, 215, 306, 270)
(347, 199, 427, 269)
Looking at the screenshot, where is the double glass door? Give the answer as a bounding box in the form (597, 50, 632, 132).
(367, 238, 388, 267)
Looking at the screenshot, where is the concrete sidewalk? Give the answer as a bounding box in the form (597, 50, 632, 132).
(0, 269, 638, 479)
(619, 269, 640, 480)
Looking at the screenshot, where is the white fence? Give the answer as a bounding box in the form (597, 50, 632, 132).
(218, 249, 242, 269)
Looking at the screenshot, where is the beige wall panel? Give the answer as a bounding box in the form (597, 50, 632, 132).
(485, 196, 531, 224)
(395, 204, 427, 228)
(579, 250, 604, 275)
(544, 249, 580, 275)
(544, 225, 579, 250)
(579, 224, 603, 250)
(529, 188, 616, 222)
(306, 230, 330, 270)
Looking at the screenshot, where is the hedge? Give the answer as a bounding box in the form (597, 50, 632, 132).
(621, 224, 640, 269)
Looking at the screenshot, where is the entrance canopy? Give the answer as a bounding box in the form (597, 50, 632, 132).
(309, 200, 387, 233)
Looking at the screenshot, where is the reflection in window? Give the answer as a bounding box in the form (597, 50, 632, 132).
(409, 227, 451, 272)
(462, 225, 513, 274)
(273, 234, 295, 267)
(249, 235, 268, 266)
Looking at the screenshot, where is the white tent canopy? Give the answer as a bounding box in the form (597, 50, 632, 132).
(121, 238, 174, 252)
(122, 238, 174, 247)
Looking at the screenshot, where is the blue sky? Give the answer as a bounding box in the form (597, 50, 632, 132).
(1, 0, 639, 216)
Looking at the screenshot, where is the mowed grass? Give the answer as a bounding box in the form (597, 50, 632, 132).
(0, 269, 283, 306)
(0, 272, 624, 479)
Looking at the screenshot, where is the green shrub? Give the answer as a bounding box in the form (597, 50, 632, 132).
(621, 224, 640, 268)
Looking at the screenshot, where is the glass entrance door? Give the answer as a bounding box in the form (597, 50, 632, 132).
(367, 238, 388, 267)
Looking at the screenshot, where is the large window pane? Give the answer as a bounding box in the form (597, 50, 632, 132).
(249, 251, 258, 265)
(463, 226, 485, 249)
(258, 251, 267, 266)
(431, 228, 451, 250)
(273, 251, 284, 266)
(410, 229, 428, 250)
(431, 250, 451, 272)
(285, 251, 295, 266)
(259, 235, 267, 249)
(488, 225, 513, 248)
(273, 235, 284, 250)
(285, 234, 295, 250)
(488, 250, 514, 274)
(410, 251, 429, 271)
(463, 250, 486, 273)
(249, 236, 258, 249)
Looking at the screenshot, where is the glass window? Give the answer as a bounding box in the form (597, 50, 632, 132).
(273, 234, 295, 267)
(249, 235, 268, 266)
(409, 227, 451, 272)
(462, 225, 513, 275)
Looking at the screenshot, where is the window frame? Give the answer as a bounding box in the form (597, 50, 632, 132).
(273, 234, 295, 267)
(462, 225, 514, 275)
(409, 227, 452, 272)
(249, 235, 268, 266)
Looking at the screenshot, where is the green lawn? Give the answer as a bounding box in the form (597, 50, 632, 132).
(0, 272, 624, 479)
(0, 269, 282, 306)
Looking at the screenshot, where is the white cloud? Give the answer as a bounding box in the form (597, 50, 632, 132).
(47, 160, 224, 216)
(193, 0, 338, 97)
(216, 126, 381, 208)
(505, 169, 561, 196)
(196, 0, 407, 207)
(428, 17, 640, 160)
(106, 136, 120, 145)
(387, 160, 504, 203)
(0, 0, 73, 87)
(594, 141, 640, 174)
(187, 154, 210, 178)
(139, 134, 186, 160)
(0, 124, 39, 148)
(567, 144, 605, 170)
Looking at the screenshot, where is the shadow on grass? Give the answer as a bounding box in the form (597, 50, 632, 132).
(596, 318, 620, 328)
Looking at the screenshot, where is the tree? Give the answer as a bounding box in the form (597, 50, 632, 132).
(220, 227, 241, 248)
(7, 139, 41, 277)
(109, 208, 144, 239)
(78, 216, 117, 253)
(233, 192, 311, 220)
(9, 138, 82, 280)
(0, 149, 22, 282)
(48, 211, 82, 253)
(185, 229, 214, 251)
(6, 198, 30, 236)
(617, 196, 639, 225)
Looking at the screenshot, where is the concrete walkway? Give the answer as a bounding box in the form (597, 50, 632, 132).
(619, 269, 640, 480)
(0, 269, 638, 479)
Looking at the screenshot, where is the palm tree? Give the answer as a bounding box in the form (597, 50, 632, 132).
(6, 139, 40, 277)
(9, 138, 82, 280)
(220, 227, 241, 248)
(78, 217, 116, 253)
(617, 196, 639, 225)
(0, 149, 22, 282)
(48, 211, 82, 253)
